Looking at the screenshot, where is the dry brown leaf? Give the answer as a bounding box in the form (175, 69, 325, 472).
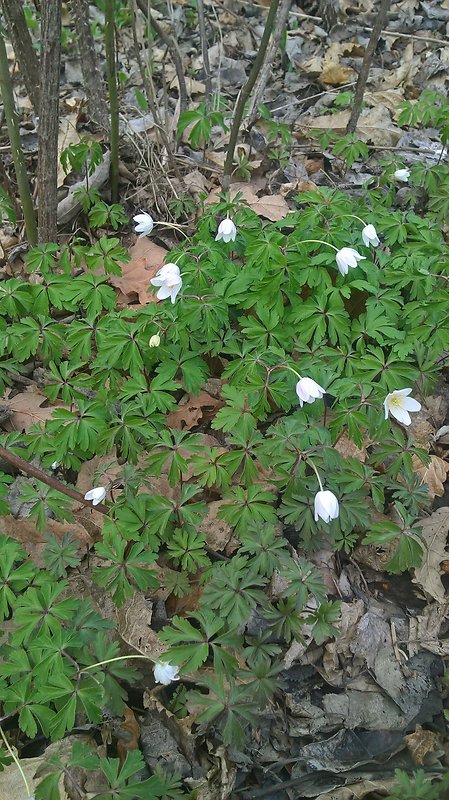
(117, 706, 141, 762)
(2, 388, 64, 431)
(412, 507, 449, 603)
(334, 432, 367, 462)
(251, 194, 290, 221)
(0, 515, 92, 566)
(319, 64, 357, 86)
(57, 113, 81, 186)
(110, 237, 168, 304)
(412, 454, 449, 499)
(405, 725, 439, 766)
(198, 500, 239, 555)
(166, 391, 224, 430)
(76, 451, 122, 497)
(0, 741, 71, 800)
(183, 169, 209, 195)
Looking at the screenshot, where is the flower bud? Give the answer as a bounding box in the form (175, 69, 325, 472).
(149, 334, 161, 347)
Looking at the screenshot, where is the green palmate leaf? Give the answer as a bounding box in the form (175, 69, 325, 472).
(94, 528, 159, 606)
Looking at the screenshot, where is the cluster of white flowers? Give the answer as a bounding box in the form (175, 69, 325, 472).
(126, 206, 421, 532)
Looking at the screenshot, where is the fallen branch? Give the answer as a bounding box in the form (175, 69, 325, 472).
(0, 445, 109, 514)
(57, 151, 111, 225)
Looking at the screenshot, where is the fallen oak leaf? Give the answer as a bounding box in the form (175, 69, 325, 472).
(166, 391, 224, 430)
(109, 237, 168, 305)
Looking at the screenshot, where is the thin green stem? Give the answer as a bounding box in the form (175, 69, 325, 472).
(80, 654, 154, 673)
(0, 27, 37, 245)
(0, 725, 31, 798)
(307, 459, 324, 491)
(288, 239, 339, 252)
(340, 213, 366, 226)
(105, 0, 119, 202)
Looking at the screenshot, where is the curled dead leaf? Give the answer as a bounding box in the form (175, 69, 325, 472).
(412, 454, 449, 499)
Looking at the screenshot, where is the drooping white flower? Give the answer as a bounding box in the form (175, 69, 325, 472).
(314, 490, 339, 523)
(384, 388, 421, 426)
(215, 218, 237, 243)
(362, 224, 380, 248)
(393, 168, 410, 183)
(150, 263, 182, 304)
(153, 661, 179, 685)
(295, 377, 326, 408)
(84, 486, 106, 506)
(133, 212, 154, 237)
(51, 461, 58, 470)
(335, 247, 366, 276)
(149, 334, 161, 347)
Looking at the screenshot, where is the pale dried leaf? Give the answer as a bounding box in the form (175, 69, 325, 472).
(251, 194, 290, 221)
(198, 500, 239, 554)
(0, 741, 70, 800)
(413, 507, 449, 602)
(110, 237, 168, 304)
(319, 63, 357, 86)
(3, 388, 64, 431)
(412, 454, 449, 499)
(405, 724, 439, 766)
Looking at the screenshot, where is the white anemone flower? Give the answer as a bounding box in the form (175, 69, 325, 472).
(384, 388, 421, 426)
(153, 662, 180, 685)
(314, 490, 339, 523)
(151, 263, 182, 304)
(149, 334, 161, 347)
(215, 218, 237, 243)
(335, 247, 365, 276)
(295, 377, 326, 408)
(84, 487, 106, 506)
(362, 224, 380, 248)
(133, 212, 154, 237)
(393, 168, 410, 183)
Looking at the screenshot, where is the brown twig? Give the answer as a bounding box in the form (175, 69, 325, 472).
(135, 0, 188, 115)
(0, 445, 110, 514)
(346, 0, 391, 134)
(222, 0, 281, 192)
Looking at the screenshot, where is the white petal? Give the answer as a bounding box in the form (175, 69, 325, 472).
(389, 405, 412, 425)
(403, 397, 421, 412)
(156, 285, 172, 300)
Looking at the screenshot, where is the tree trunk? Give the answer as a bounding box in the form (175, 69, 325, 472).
(1, 0, 40, 111)
(67, 0, 109, 132)
(37, 0, 61, 243)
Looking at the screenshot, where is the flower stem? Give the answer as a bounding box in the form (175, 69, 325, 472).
(0, 726, 31, 798)
(80, 654, 154, 673)
(340, 213, 366, 226)
(289, 239, 339, 252)
(307, 459, 324, 491)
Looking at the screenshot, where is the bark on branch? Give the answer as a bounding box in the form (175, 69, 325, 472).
(37, 0, 62, 243)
